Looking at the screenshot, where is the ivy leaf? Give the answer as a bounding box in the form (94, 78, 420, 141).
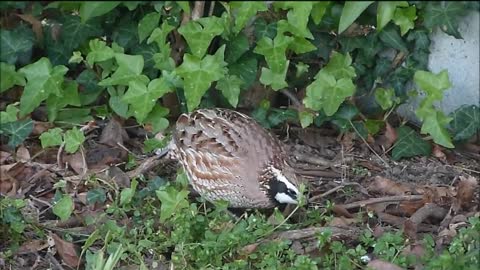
(112, 15, 138, 50)
(147, 21, 175, 49)
(18, 58, 68, 117)
(156, 186, 189, 222)
(253, 19, 277, 40)
(419, 109, 454, 148)
(0, 104, 19, 124)
(64, 127, 85, 153)
(392, 126, 432, 160)
(176, 45, 227, 111)
(99, 53, 149, 86)
(414, 70, 452, 101)
(138, 12, 161, 43)
(449, 105, 480, 141)
(144, 105, 170, 133)
(375, 87, 397, 110)
(259, 62, 289, 91)
(254, 33, 293, 74)
(0, 62, 25, 92)
(303, 71, 356, 116)
(228, 54, 258, 90)
(378, 25, 408, 52)
(311, 2, 330, 25)
(39, 128, 63, 148)
(376, 1, 408, 31)
(338, 1, 374, 34)
(176, 1, 191, 14)
(299, 111, 314, 128)
(0, 24, 34, 65)
(0, 119, 33, 148)
(423, 2, 466, 39)
(178, 16, 224, 58)
(86, 39, 115, 67)
(153, 47, 176, 72)
(289, 36, 316, 54)
(79, 2, 120, 23)
(323, 52, 356, 79)
(109, 96, 129, 118)
(46, 80, 81, 122)
(123, 78, 173, 123)
(216, 75, 243, 107)
(53, 194, 74, 221)
(230, 2, 268, 34)
(274, 2, 314, 39)
(61, 15, 103, 52)
(87, 188, 107, 205)
(225, 33, 249, 64)
(407, 29, 430, 51)
(393, 6, 417, 36)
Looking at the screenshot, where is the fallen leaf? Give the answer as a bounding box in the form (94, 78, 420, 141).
(85, 145, 128, 171)
(456, 176, 478, 210)
(340, 132, 355, 151)
(64, 152, 87, 176)
(99, 117, 129, 147)
(432, 144, 447, 162)
(32, 121, 54, 136)
(367, 259, 404, 270)
(51, 233, 80, 268)
(107, 166, 130, 188)
(384, 122, 397, 146)
(368, 176, 412, 195)
(16, 146, 30, 162)
(328, 217, 358, 227)
(17, 239, 49, 253)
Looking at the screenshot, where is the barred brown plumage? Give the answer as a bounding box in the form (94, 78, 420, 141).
(163, 108, 300, 209)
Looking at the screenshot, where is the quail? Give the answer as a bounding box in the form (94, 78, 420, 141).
(159, 108, 301, 209)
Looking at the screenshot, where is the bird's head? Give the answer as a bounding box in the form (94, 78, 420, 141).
(266, 166, 300, 205)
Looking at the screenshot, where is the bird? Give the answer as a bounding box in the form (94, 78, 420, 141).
(158, 108, 301, 209)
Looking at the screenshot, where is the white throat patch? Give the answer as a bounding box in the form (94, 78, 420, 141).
(270, 166, 299, 204)
(275, 192, 298, 204)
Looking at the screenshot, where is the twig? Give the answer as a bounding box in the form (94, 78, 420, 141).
(56, 142, 65, 169)
(126, 155, 165, 179)
(295, 168, 341, 178)
(349, 120, 390, 168)
(208, 1, 216, 16)
(29, 195, 53, 208)
(191, 1, 205, 20)
(339, 195, 424, 210)
(280, 89, 303, 108)
(46, 252, 65, 270)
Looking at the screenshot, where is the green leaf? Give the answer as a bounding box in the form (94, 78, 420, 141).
(216, 75, 243, 107)
(364, 119, 384, 135)
(144, 105, 170, 133)
(18, 58, 68, 117)
(296, 62, 310, 78)
(225, 33, 250, 64)
(53, 194, 74, 221)
(392, 126, 432, 160)
(0, 62, 25, 92)
(176, 1, 191, 14)
(393, 6, 417, 36)
(61, 15, 103, 52)
(39, 128, 63, 148)
(323, 51, 356, 80)
(46, 80, 81, 122)
(254, 33, 293, 74)
(338, 1, 374, 34)
(138, 12, 161, 43)
(99, 53, 149, 86)
(79, 2, 120, 23)
(423, 2, 466, 39)
(419, 109, 454, 148)
(178, 16, 224, 58)
(123, 77, 173, 123)
(120, 179, 138, 206)
(0, 104, 19, 124)
(253, 19, 277, 40)
(449, 105, 480, 141)
(311, 2, 330, 25)
(299, 111, 314, 128)
(147, 21, 175, 49)
(374, 87, 397, 110)
(333, 103, 359, 121)
(228, 54, 258, 90)
(378, 25, 408, 52)
(259, 63, 289, 91)
(86, 39, 115, 67)
(274, 2, 314, 39)
(289, 36, 316, 54)
(68, 51, 83, 64)
(230, 2, 268, 34)
(0, 119, 33, 148)
(0, 24, 34, 65)
(303, 71, 356, 116)
(112, 15, 138, 50)
(176, 45, 228, 111)
(153, 47, 176, 72)
(87, 188, 107, 205)
(376, 1, 408, 31)
(414, 70, 452, 101)
(156, 186, 190, 222)
(64, 127, 85, 153)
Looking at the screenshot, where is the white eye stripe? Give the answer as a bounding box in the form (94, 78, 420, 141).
(275, 192, 298, 204)
(270, 166, 299, 195)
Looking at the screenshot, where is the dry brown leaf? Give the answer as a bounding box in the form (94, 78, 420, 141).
(0, 151, 13, 164)
(384, 122, 398, 147)
(64, 152, 87, 176)
(51, 233, 80, 268)
(32, 121, 54, 136)
(16, 146, 30, 162)
(15, 13, 43, 43)
(328, 217, 358, 227)
(432, 144, 447, 162)
(367, 259, 404, 270)
(86, 145, 128, 171)
(107, 166, 130, 188)
(99, 117, 129, 147)
(456, 176, 478, 210)
(340, 132, 355, 151)
(368, 176, 412, 195)
(17, 239, 49, 253)
(77, 192, 88, 205)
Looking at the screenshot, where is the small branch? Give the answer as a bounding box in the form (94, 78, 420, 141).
(191, 1, 205, 20)
(126, 155, 165, 179)
(208, 1, 216, 16)
(280, 89, 303, 109)
(339, 195, 424, 210)
(295, 168, 341, 178)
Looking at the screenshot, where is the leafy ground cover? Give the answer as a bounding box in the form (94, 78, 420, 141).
(1, 1, 479, 269)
